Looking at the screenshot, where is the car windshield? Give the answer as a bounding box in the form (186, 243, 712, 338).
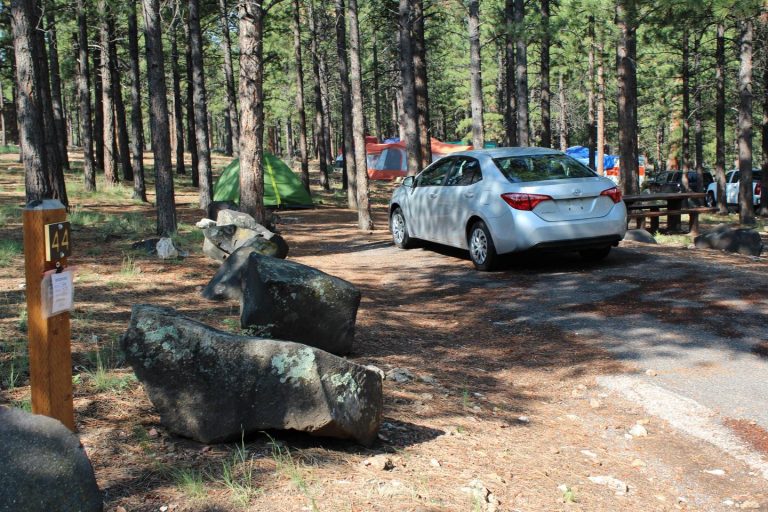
(493, 154, 597, 183)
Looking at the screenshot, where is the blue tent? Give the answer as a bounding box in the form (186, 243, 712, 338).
(565, 146, 617, 170)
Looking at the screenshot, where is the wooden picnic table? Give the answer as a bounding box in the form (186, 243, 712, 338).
(623, 192, 716, 235)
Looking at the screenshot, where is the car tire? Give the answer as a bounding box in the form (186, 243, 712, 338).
(468, 221, 498, 271)
(579, 246, 611, 262)
(706, 191, 716, 207)
(390, 207, 414, 249)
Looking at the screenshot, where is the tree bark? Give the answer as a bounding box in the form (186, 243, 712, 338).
(185, 31, 199, 187)
(715, 23, 727, 214)
(587, 15, 596, 167)
(615, 0, 639, 195)
(170, 8, 186, 177)
(143, 0, 177, 236)
(188, 0, 213, 211)
(372, 31, 383, 142)
(468, 0, 484, 149)
(292, 0, 310, 192)
(504, 0, 517, 146)
(681, 27, 690, 191)
(413, 0, 431, 166)
(399, 0, 421, 175)
(514, 0, 529, 146)
(335, 0, 357, 207)
(558, 73, 567, 150)
(596, 31, 605, 176)
(308, 0, 329, 189)
(237, 0, 267, 223)
(347, 0, 373, 229)
(108, 16, 132, 182)
(218, 0, 240, 156)
(11, 0, 51, 202)
(737, 19, 754, 224)
(760, 21, 768, 215)
(76, 0, 96, 192)
(127, 0, 147, 201)
(99, 0, 117, 186)
(92, 43, 104, 172)
(45, 8, 69, 171)
(539, 0, 551, 148)
(319, 53, 334, 188)
(693, 34, 704, 184)
(0, 80, 6, 147)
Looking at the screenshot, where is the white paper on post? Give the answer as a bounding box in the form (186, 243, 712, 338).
(44, 271, 74, 316)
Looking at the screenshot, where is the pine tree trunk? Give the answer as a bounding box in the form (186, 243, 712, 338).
(170, 11, 186, 177)
(76, 0, 96, 192)
(399, 0, 421, 175)
(760, 21, 768, 215)
(218, 0, 239, 156)
(143, 0, 177, 236)
(127, 0, 147, 201)
(188, 0, 213, 211)
(587, 15, 596, 167)
(292, 0, 310, 192)
(715, 22, 727, 214)
(108, 16, 132, 182)
(45, 8, 69, 171)
(319, 53, 334, 188)
(737, 19, 754, 224)
(468, 0, 484, 149)
(615, 0, 639, 194)
(335, 0, 357, 206)
(348, 0, 372, 230)
(92, 44, 104, 172)
(514, 0, 529, 146)
(185, 36, 199, 187)
(237, 0, 267, 223)
(308, 0, 329, 189)
(372, 31, 383, 142)
(0, 80, 6, 147)
(11, 0, 51, 202)
(681, 28, 690, 192)
(413, 0, 431, 166)
(99, 0, 117, 186)
(693, 35, 704, 182)
(504, 0, 517, 146)
(596, 33, 605, 176)
(539, 0, 551, 148)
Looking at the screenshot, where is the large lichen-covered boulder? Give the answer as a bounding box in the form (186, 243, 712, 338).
(121, 305, 382, 445)
(0, 408, 102, 512)
(203, 250, 361, 355)
(694, 224, 763, 256)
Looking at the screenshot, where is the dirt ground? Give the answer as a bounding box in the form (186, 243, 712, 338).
(1, 153, 768, 511)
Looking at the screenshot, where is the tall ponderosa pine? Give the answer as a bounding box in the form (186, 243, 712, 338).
(143, 0, 177, 235)
(399, 0, 420, 175)
(291, 0, 310, 192)
(680, 27, 691, 190)
(539, 0, 551, 148)
(170, 5, 186, 177)
(335, 0, 357, 205)
(109, 16, 132, 181)
(127, 0, 147, 201)
(504, 0, 517, 146)
(308, 0, 330, 187)
(468, 0, 484, 149)
(45, 8, 69, 172)
(737, 18, 754, 224)
(616, 0, 639, 194)
(714, 22, 727, 214)
(237, 0, 267, 223)
(413, 0, 431, 167)
(218, 0, 240, 156)
(99, 0, 117, 186)
(515, 0, 529, 146)
(348, 0, 373, 230)
(188, 0, 213, 211)
(92, 45, 104, 172)
(76, 0, 96, 192)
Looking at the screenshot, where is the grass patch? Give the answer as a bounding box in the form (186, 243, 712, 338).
(654, 233, 692, 246)
(0, 239, 22, 267)
(0, 145, 19, 154)
(0, 340, 29, 391)
(269, 436, 318, 511)
(172, 223, 204, 249)
(120, 253, 142, 276)
(83, 338, 135, 393)
(173, 467, 208, 501)
(12, 397, 32, 412)
(217, 437, 260, 508)
(0, 204, 21, 227)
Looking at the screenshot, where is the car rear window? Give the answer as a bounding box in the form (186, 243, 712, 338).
(493, 154, 597, 183)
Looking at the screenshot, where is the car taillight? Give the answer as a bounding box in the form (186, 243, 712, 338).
(501, 192, 553, 210)
(600, 186, 622, 203)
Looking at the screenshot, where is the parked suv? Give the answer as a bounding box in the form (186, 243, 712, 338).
(705, 169, 763, 208)
(645, 170, 714, 193)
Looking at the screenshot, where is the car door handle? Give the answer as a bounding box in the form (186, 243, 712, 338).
(464, 192, 475, 198)
(429, 193, 438, 198)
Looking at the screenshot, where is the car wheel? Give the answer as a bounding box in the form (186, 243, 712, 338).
(706, 191, 716, 207)
(579, 246, 611, 262)
(468, 221, 498, 271)
(390, 207, 414, 249)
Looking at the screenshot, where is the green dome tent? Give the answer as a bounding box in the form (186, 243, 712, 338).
(213, 152, 313, 208)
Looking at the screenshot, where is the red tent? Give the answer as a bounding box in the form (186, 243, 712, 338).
(367, 138, 472, 180)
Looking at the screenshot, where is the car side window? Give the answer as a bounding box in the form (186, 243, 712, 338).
(445, 158, 482, 186)
(733, 171, 741, 183)
(416, 158, 454, 187)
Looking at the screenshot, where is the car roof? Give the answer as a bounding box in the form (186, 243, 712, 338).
(446, 146, 564, 159)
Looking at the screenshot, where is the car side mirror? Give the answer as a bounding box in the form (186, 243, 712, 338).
(402, 176, 415, 188)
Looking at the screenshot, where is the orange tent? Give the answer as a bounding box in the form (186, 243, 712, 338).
(367, 138, 473, 180)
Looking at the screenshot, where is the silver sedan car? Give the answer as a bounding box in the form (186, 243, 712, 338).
(389, 147, 627, 270)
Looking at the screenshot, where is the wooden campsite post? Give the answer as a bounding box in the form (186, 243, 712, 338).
(22, 199, 75, 431)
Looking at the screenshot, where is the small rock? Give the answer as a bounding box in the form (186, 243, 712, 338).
(160, 506, 168, 512)
(723, 499, 735, 507)
(631, 459, 646, 468)
(645, 369, 658, 377)
(588, 475, 629, 494)
(156, 237, 179, 260)
(580, 450, 598, 459)
(195, 218, 217, 229)
(385, 368, 414, 383)
(517, 415, 530, 423)
(377, 480, 409, 497)
(589, 398, 602, 408)
(148, 428, 159, 438)
(116, 507, 127, 512)
(739, 500, 760, 509)
(628, 424, 648, 437)
(472, 406, 482, 413)
(430, 458, 441, 468)
(460, 479, 499, 511)
(420, 393, 434, 400)
(361, 455, 394, 471)
(419, 374, 436, 384)
(703, 469, 725, 476)
(566, 414, 580, 421)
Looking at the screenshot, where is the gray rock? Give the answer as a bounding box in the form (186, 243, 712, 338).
(623, 229, 657, 244)
(240, 253, 361, 355)
(588, 475, 629, 494)
(216, 209, 273, 237)
(195, 218, 217, 229)
(202, 238, 230, 262)
(202, 225, 287, 262)
(694, 224, 763, 256)
(207, 201, 239, 221)
(385, 368, 414, 383)
(0, 408, 102, 512)
(120, 305, 382, 445)
(156, 237, 179, 260)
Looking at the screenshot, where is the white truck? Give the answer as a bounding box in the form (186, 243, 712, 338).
(706, 169, 763, 209)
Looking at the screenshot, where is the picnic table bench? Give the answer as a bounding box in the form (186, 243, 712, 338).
(623, 192, 717, 236)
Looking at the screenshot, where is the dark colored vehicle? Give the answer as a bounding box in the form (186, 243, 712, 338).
(645, 170, 714, 193)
